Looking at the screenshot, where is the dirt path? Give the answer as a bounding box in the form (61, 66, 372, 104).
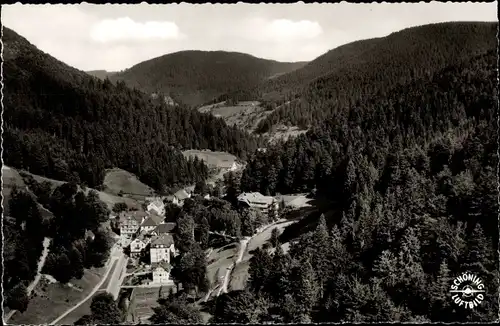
(4, 237, 52, 323)
(27, 238, 51, 294)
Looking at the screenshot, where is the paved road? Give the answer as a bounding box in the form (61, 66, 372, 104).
(49, 244, 123, 325)
(4, 237, 52, 323)
(107, 254, 128, 300)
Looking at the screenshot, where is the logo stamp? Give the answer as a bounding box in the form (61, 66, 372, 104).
(450, 272, 485, 309)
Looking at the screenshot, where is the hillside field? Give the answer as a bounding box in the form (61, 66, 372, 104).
(103, 168, 156, 198)
(198, 101, 272, 133)
(4, 166, 142, 211)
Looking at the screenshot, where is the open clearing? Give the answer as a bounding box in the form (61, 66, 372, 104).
(198, 101, 272, 133)
(103, 168, 155, 198)
(9, 267, 107, 325)
(182, 149, 244, 185)
(264, 125, 308, 144)
(182, 149, 239, 168)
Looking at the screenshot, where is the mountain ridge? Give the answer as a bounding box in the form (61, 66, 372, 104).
(107, 50, 307, 107)
(253, 21, 498, 132)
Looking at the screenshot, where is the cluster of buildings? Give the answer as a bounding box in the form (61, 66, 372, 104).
(116, 188, 280, 285)
(119, 193, 191, 285)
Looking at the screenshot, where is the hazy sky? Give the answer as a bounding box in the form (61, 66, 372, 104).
(2, 2, 497, 71)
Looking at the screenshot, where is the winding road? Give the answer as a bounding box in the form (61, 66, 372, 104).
(49, 244, 124, 325)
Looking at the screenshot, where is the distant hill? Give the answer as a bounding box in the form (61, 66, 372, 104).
(2, 27, 260, 191)
(86, 70, 116, 80)
(254, 21, 498, 132)
(108, 50, 306, 107)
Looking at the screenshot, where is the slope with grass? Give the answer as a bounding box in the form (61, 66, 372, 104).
(103, 168, 156, 198)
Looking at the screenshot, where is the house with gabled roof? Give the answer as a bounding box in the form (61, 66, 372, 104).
(130, 237, 147, 258)
(237, 192, 279, 217)
(219, 160, 238, 172)
(147, 198, 165, 216)
(139, 212, 164, 233)
(150, 234, 176, 264)
(120, 210, 148, 240)
(168, 189, 191, 206)
(151, 222, 176, 236)
(151, 261, 173, 285)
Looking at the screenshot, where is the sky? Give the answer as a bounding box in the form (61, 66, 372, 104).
(2, 2, 497, 72)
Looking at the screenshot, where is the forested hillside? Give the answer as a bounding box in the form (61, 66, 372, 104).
(3, 27, 260, 192)
(108, 50, 306, 107)
(4, 178, 113, 314)
(220, 49, 498, 322)
(254, 21, 497, 132)
(86, 70, 116, 79)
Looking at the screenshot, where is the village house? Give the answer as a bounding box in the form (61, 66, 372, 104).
(120, 210, 148, 240)
(219, 160, 238, 172)
(139, 212, 164, 233)
(151, 261, 173, 285)
(151, 222, 176, 237)
(146, 198, 166, 216)
(150, 234, 176, 264)
(237, 192, 279, 217)
(129, 237, 147, 259)
(166, 189, 191, 207)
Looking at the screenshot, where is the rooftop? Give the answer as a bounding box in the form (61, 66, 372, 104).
(152, 260, 171, 272)
(151, 234, 175, 247)
(237, 192, 274, 206)
(174, 189, 190, 200)
(154, 222, 176, 234)
(141, 213, 164, 227)
(148, 199, 164, 208)
(121, 210, 148, 223)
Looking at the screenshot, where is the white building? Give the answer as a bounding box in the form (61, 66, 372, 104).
(219, 160, 238, 172)
(237, 192, 279, 217)
(130, 238, 147, 258)
(151, 261, 173, 285)
(147, 199, 165, 216)
(150, 234, 176, 264)
(168, 189, 191, 207)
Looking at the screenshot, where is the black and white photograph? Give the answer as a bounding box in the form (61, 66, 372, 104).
(1, 1, 498, 324)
